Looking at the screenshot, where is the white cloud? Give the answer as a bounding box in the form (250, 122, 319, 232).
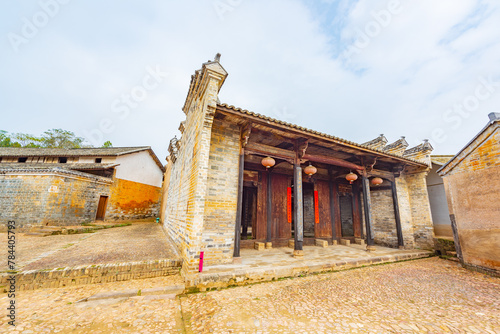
(0, 0, 499, 157)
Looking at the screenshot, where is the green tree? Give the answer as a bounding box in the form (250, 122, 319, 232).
(102, 140, 113, 148)
(12, 133, 43, 147)
(40, 129, 88, 148)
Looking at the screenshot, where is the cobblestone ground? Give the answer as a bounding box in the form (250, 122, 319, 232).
(1, 258, 499, 333)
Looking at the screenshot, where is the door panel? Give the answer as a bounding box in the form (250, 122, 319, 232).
(340, 194, 354, 237)
(315, 180, 332, 238)
(271, 174, 291, 239)
(96, 196, 108, 220)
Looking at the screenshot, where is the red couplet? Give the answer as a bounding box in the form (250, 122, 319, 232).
(287, 187, 292, 223)
(314, 190, 319, 224)
(199, 251, 204, 272)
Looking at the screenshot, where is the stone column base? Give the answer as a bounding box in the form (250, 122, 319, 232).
(232, 257, 242, 264)
(265, 242, 272, 249)
(366, 245, 376, 252)
(293, 250, 304, 258)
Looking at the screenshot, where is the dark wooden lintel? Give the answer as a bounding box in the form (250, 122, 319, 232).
(303, 154, 364, 171)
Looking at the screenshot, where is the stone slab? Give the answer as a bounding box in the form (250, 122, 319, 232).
(254, 242, 265, 251)
(315, 239, 328, 248)
(340, 239, 350, 246)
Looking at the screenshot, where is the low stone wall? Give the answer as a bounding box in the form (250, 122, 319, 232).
(0, 169, 111, 230)
(0, 259, 181, 291)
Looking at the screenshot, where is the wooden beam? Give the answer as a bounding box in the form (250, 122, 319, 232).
(245, 142, 295, 161)
(367, 169, 395, 182)
(303, 154, 364, 171)
(391, 180, 404, 248)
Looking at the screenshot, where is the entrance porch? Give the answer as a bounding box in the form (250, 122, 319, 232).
(186, 244, 432, 290)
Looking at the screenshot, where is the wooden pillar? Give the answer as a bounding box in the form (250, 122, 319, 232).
(293, 163, 304, 251)
(266, 170, 272, 243)
(233, 149, 244, 258)
(391, 179, 404, 248)
(328, 171, 337, 242)
(361, 174, 375, 248)
(356, 183, 364, 239)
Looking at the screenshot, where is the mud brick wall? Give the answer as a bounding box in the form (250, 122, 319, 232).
(106, 178, 162, 220)
(442, 126, 500, 273)
(0, 172, 110, 230)
(201, 119, 240, 266)
(370, 188, 398, 247)
(0, 259, 181, 291)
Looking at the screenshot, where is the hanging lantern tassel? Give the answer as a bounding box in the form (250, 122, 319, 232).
(346, 171, 358, 184)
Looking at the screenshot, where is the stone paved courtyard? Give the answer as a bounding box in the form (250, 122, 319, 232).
(0, 222, 179, 271)
(1, 257, 499, 333)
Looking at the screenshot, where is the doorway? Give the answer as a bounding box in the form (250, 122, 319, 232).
(339, 193, 354, 237)
(241, 186, 257, 239)
(96, 196, 108, 221)
(302, 183, 315, 238)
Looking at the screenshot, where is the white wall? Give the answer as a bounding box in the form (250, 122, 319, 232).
(427, 163, 451, 226)
(114, 150, 163, 187)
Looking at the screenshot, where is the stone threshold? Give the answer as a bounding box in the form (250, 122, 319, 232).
(0, 258, 181, 292)
(186, 251, 433, 291)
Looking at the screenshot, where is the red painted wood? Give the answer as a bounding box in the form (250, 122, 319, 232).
(314, 190, 319, 224)
(287, 187, 292, 223)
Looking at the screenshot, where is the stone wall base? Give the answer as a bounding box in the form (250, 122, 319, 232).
(1, 259, 181, 292)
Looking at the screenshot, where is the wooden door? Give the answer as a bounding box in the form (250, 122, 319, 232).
(271, 174, 291, 239)
(315, 180, 332, 238)
(96, 196, 108, 220)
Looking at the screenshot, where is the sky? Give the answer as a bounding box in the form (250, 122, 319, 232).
(1, 0, 499, 161)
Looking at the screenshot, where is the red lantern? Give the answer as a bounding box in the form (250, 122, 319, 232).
(304, 164, 317, 176)
(261, 156, 275, 169)
(346, 172, 358, 184)
(371, 177, 383, 186)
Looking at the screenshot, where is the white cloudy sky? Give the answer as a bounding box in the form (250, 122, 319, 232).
(1, 0, 499, 160)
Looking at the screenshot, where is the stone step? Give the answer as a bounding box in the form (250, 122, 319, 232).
(79, 284, 186, 303)
(446, 251, 457, 257)
(24, 232, 51, 237)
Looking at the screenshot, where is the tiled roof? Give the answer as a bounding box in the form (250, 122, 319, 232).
(0, 163, 118, 170)
(217, 103, 427, 166)
(0, 147, 150, 157)
(0, 146, 165, 173)
(430, 155, 454, 166)
(0, 165, 113, 183)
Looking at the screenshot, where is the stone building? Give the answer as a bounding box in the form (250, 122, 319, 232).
(438, 113, 500, 275)
(161, 55, 436, 274)
(0, 146, 165, 230)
